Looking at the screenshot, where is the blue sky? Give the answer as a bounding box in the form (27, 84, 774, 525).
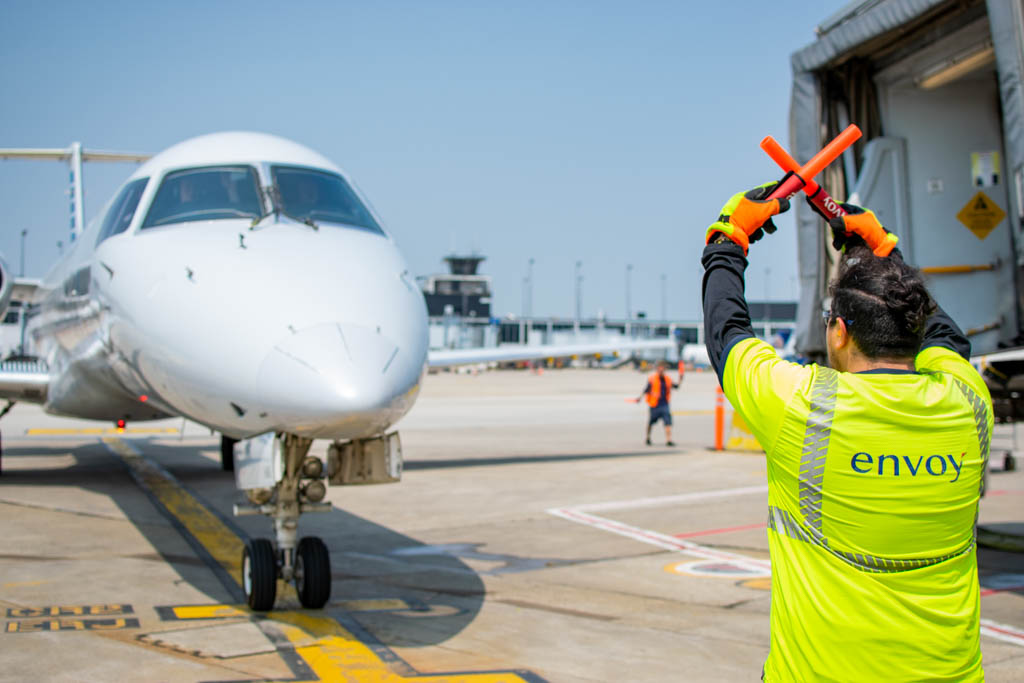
(1, 0, 849, 320)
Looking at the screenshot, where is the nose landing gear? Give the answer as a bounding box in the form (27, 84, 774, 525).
(235, 433, 332, 610)
(233, 431, 402, 611)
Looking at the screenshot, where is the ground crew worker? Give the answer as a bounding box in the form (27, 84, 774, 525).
(702, 183, 990, 682)
(638, 360, 680, 446)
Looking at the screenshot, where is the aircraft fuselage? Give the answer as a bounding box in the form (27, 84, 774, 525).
(28, 132, 429, 441)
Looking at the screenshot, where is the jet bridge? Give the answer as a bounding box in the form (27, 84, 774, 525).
(789, 0, 1024, 362)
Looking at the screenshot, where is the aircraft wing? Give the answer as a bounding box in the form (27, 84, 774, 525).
(0, 359, 49, 402)
(427, 339, 675, 368)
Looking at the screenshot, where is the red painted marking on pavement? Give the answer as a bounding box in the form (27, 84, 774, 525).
(551, 508, 770, 570)
(981, 585, 1024, 597)
(673, 523, 767, 539)
(980, 620, 1024, 645)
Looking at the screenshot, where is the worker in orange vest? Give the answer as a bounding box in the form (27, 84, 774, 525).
(637, 360, 683, 446)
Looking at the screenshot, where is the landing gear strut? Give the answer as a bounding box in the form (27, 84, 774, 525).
(234, 433, 332, 610)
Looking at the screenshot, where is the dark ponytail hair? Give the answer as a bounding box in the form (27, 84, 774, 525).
(828, 246, 935, 359)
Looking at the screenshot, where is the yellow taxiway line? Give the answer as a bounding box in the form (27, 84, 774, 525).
(29, 427, 180, 435)
(104, 437, 243, 587)
(270, 611, 524, 683)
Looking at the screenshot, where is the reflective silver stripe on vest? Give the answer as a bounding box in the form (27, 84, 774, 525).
(767, 504, 974, 573)
(954, 378, 991, 497)
(798, 368, 838, 535)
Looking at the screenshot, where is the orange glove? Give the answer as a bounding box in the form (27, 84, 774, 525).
(825, 203, 899, 257)
(706, 182, 790, 255)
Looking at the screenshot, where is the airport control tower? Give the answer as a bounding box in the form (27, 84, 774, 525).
(417, 254, 492, 319)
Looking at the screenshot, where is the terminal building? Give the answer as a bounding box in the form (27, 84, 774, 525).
(419, 253, 797, 358)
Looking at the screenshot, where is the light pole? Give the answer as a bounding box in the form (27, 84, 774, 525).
(19, 229, 27, 277)
(521, 276, 528, 317)
(526, 257, 535, 318)
(574, 260, 583, 323)
(660, 273, 667, 321)
(56, 240, 63, 257)
(625, 264, 633, 320)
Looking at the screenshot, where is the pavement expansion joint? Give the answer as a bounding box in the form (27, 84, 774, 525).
(0, 497, 129, 522)
(493, 598, 619, 623)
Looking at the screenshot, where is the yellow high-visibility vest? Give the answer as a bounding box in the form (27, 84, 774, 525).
(723, 338, 991, 682)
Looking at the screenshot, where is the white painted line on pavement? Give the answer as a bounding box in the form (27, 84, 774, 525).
(547, 505, 770, 576)
(569, 485, 768, 513)
(980, 619, 1024, 648)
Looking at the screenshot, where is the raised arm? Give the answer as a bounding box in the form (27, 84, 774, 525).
(702, 242, 755, 381)
(701, 183, 789, 382)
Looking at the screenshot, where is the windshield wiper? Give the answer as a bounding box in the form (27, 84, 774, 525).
(292, 214, 319, 230)
(250, 184, 280, 230)
(250, 184, 318, 230)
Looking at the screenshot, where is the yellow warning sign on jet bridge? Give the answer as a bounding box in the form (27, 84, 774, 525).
(957, 191, 1006, 240)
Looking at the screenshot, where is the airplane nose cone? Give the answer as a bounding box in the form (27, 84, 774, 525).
(257, 323, 422, 439)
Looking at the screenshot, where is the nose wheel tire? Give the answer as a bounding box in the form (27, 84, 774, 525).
(295, 536, 331, 609)
(242, 539, 277, 611)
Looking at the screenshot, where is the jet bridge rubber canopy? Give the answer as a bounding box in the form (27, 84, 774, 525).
(789, 0, 1024, 359)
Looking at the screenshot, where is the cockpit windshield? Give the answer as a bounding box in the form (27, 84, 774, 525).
(271, 165, 383, 234)
(141, 166, 262, 229)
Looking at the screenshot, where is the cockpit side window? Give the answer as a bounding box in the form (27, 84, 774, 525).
(141, 166, 262, 229)
(271, 165, 384, 235)
(96, 177, 149, 245)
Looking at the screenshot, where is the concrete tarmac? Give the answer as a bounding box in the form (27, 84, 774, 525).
(0, 367, 1022, 681)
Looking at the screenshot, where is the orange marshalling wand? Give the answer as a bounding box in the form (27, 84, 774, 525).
(763, 125, 861, 219)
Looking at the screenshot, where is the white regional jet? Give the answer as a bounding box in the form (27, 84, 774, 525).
(0, 132, 672, 611)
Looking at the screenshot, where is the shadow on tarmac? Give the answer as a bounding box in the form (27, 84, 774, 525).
(405, 448, 678, 470)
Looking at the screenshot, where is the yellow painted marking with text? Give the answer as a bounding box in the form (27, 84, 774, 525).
(171, 605, 248, 620)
